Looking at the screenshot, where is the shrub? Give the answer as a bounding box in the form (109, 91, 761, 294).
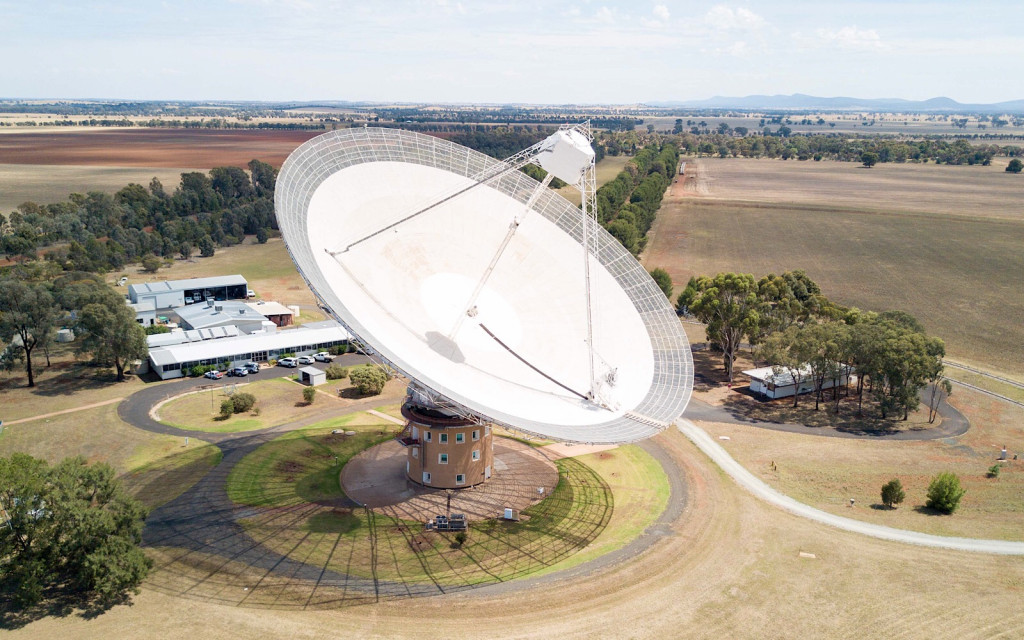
(144, 324, 170, 335)
(880, 478, 905, 509)
(328, 343, 349, 356)
(219, 399, 234, 419)
(190, 364, 216, 377)
(141, 253, 162, 273)
(303, 386, 317, 404)
(987, 464, 1001, 479)
(453, 531, 467, 548)
(325, 364, 349, 380)
(926, 472, 966, 514)
(231, 392, 256, 413)
(349, 365, 388, 395)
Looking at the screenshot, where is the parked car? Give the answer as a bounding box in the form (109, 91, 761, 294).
(277, 357, 298, 368)
(204, 369, 226, 379)
(313, 352, 333, 362)
(117, 276, 128, 286)
(227, 366, 249, 377)
(243, 361, 260, 374)
(246, 289, 256, 298)
(184, 296, 194, 305)
(296, 355, 315, 365)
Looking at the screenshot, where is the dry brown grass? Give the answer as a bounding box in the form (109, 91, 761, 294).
(700, 385, 1024, 541)
(644, 158, 1024, 376)
(7, 427, 1024, 639)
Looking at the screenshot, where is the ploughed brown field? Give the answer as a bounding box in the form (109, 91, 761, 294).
(644, 157, 1024, 377)
(0, 129, 323, 168)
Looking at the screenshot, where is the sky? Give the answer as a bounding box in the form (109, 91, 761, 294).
(2, 0, 1022, 105)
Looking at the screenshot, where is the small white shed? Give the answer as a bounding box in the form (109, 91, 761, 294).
(299, 366, 326, 387)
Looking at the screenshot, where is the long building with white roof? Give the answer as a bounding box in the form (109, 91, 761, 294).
(128, 275, 248, 309)
(148, 320, 351, 379)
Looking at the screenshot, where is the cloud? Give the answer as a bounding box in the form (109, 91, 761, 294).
(705, 5, 763, 30)
(641, 4, 670, 28)
(595, 6, 617, 24)
(815, 25, 883, 50)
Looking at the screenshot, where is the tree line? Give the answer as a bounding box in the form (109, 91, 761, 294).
(596, 142, 679, 257)
(671, 132, 1020, 165)
(1, 160, 279, 272)
(679, 271, 947, 421)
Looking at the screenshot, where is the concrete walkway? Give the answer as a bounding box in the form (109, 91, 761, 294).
(677, 418, 1024, 555)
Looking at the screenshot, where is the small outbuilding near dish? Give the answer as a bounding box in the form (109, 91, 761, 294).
(299, 366, 326, 387)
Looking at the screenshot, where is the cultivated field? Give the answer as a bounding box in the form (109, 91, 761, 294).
(0, 129, 321, 168)
(9, 427, 1024, 640)
(0, 164, 202, 212)
(644, 158, 1024, 376)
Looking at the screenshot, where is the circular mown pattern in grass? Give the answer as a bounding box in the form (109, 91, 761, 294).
(143, 411, 668, 609)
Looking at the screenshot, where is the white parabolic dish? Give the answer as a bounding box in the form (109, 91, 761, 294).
(276, 128, 692, 443)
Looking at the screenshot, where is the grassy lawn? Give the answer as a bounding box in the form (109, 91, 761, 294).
(0, 402, 219, 509)
(700, 386, 1024, 541)
(157, 377, 341, 433)
(226, 411, 399, 506)
(226, 417, 667, 587)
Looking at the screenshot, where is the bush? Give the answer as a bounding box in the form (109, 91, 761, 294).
(987, 464, 1001, 479)
(926, 472, 966, 514)
(190, 364, 217, 377)
(349, 365, 388, 395)
(219, 399, 234, 419)
(144, 324, 171, 335)
(231, 392, 256, 413)
(880, 478, 905, 509)
(328, 343, 349, 356)
(141, 253, 162, 273)
(1007, 158, 1023, 173)
(453, 531, 467, 548)
(303, 386, 317, 404)
(325, 364, 349, 380)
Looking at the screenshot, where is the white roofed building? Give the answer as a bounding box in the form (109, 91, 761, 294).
(174, 300, 271, 334)
(147, 320, 351, 379)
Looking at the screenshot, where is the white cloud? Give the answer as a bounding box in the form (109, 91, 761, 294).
(595, 6, 617, 24)
(705, 5, 764, 30)
(641, 4, 670, 28)
(653, 4, 670, 21)
(816, 26, 884, 50)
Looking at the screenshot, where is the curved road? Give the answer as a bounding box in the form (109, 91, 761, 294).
(677, 418, 1024, 555)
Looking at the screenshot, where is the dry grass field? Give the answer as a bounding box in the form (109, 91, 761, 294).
(157, 378, 346, 433)
(700, 384, 1024, 541)
(644, 158, 1024, 376)
(0, 129, 321, 168)
(0, 163, 201, 212)
(8, 427, 1024, 640)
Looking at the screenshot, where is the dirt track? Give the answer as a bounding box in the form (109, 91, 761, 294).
(0, 129, 322, 168)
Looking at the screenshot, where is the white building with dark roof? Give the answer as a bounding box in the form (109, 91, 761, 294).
(128, 275, 248, 309)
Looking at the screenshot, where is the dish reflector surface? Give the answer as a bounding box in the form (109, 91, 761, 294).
(276, 128, 692, 443)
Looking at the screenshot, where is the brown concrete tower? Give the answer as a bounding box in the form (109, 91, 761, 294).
(398, 388, 494, 489)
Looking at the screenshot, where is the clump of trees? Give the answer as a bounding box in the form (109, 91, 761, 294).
(0, 159, 279, 273)
(0, 453, 151, 608)
(680, 270, 947, 420)
(325, 364, 349, 380)
(219, 392, 257, 418)
(0, 271, 147, 386)
(349, 365, 389, 395)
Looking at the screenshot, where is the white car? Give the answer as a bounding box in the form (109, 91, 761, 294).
(277, 357, 298, 368)
(313, 352, 333, 362)
(117, 276, 128, 286)
(296, 355, 315, 365)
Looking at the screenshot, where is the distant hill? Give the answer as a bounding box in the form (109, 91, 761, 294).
(649, 94, 1024, 113)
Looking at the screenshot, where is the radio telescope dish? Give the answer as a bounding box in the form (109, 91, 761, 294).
(276, 127, 692, 444)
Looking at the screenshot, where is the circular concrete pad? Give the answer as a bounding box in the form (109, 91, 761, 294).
(342, 438, 559, 522)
